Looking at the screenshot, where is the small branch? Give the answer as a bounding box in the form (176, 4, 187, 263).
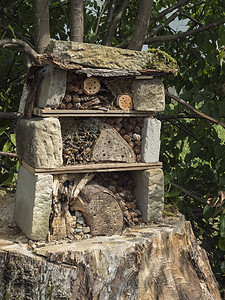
(180, 12, 203, 26)
(102, 0, 130, 46)
(167, 119, 200, 141)
(149, 0, 190, 27)
(165, 91, 225, 129)
(95, 0, 108, 35)
(156, 114, 203, 120)
(0, 112, 22, 119)
(0, 38, 40, 64)
(0, 152, 18, 158)
(146, 18, 225, 43)
(148, 10, 180, 39)
(171, 182, 205, 204)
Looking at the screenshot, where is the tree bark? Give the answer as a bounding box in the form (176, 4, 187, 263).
(128, 0, 153, 50)
(70, 0, 83, 42)
(32, 0, 50, 53)
(0, 219, 222, 299)
(102, 0, 130, 46)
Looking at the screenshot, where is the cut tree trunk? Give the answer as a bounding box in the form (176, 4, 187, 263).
(0, 218, 221, 300)
(70, 180, 123, 236)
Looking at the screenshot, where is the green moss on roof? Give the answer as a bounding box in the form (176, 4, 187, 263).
(43, 41, 179, 76)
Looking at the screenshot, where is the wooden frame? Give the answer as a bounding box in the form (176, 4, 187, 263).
(22, 160, 162, 175)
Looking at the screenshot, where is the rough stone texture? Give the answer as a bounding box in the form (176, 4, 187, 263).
(132, 79, 165, 111)
(133, 168, 164, 222)
(35, 66, 67, 108)
(15, 166, 53, 240)
(43, 41, 179, 75)
(141, 118, 161, 163)
(16, 117, 63, 168)
(0, 220, 221, 300)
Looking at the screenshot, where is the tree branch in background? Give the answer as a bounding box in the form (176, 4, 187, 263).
(95, 0, 108, 35)
(147, 10, 180, 39)
(0, 152, 18, 158)
(32, 0, 50, 53)
(166, 91, 225, 129)
(146, 18, 225, 44)
(0, 39, 40, 64)
(180, 13, 203, 27)
(171, 182, 205, 204)
(103, 0, 130, 46)
(102, 0, 116, 44)
(149, 0, 190, 27)
(0, 112, 22, 119)
(70, 0, 83, 42)
(127, 0, 153, 50)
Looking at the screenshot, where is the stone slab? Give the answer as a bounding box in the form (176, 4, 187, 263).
(35, 66, 67, 108)
(132, 79, 165, 111)
(15, 166, 53, 240)
(132, 168, 164, 222)
(43, 41, 178, 75)
(141, 118, 161, 163)
(16, 117, 63, 168)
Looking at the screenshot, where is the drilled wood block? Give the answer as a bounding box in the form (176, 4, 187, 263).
(92, 123, 136, 163)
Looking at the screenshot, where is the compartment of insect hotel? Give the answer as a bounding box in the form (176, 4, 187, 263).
(14, 41, 177, 241)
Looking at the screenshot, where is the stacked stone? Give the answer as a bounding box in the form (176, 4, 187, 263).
(15, 41, 178, 241)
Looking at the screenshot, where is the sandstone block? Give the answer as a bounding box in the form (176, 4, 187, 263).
(132, 79, 165, 111)
(35, 66, 67, 108)
(141, 118, 161, 163)
(133, 168, 164, 222)
(16, 117, 63, 168)
(15, 166, 53, 240)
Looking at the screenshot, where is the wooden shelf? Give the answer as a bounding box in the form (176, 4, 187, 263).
(22, 161, 162, 175)
(33, 108, 155, 118)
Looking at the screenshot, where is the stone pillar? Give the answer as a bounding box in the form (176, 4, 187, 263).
(15, 166, 53, 240)
(132, 168, 164, 222)
(16, 117, 63, 168)
(141, 117, 161, 163)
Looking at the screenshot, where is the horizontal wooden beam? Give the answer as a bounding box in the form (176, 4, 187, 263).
(33, 108, 155, 118)
(22, 160, 162, 175)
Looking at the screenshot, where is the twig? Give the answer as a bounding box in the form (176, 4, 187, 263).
(165, 91, 225, 129)
(171, 182, 205, 204)
(157, 114, 203, 120)
(95, 0, 108, 35)
(0, 152, 17, 158)
(180, 12, 203, 26)
(148, 10, 180, 38)
(0, 112, 22, 119)
(0, 38, 40, 64)
(102, 0, 130, 46)
(149, 0, 190, 27)
(146, 18, 225, 43)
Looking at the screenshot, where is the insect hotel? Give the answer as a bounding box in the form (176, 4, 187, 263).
(15, 41, 178, 241)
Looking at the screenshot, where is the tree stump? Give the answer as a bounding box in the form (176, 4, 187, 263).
(70, 181, 123, 236)
(0, 218, 222, 300)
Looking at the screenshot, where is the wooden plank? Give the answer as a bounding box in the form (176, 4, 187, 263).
(33, 108, 155, 118)
(135, 76, 153, 80)
(22, 160, 162, 175)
